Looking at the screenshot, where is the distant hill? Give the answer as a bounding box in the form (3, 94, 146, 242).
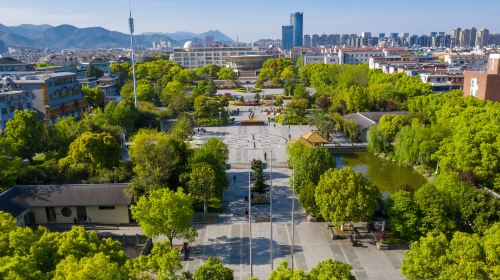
(142, 30, 234, 44)
(0, 23, 179, 50)
(0, 40, 7, 53)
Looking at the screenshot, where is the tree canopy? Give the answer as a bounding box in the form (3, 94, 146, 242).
(315, 168, 381, 227)
(131, 188, 197, 249)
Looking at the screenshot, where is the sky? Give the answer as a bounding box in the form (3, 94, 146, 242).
(1, 0, 499, 42)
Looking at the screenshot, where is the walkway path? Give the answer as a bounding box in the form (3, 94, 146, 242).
(183, 107, 406, 280)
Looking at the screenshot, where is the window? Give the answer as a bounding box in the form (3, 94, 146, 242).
(470, 78, 479, 97)
(61, 207, 72, 217)
(98, 206, 115, 210)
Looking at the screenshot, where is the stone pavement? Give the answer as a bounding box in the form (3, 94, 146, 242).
(183, 108, 406, 280)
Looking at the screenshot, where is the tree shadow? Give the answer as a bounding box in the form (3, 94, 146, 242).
(188, 235, 304, 265)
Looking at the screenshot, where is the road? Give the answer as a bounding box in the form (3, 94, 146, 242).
(183, 105, 406, 280)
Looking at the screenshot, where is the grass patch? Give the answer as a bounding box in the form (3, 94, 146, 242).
(192, 197, 223, 213)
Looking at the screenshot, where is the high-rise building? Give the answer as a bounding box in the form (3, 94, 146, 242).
(290, 12, 304, 47)
(453, 27, 462, 47)
(476, 29, 490, 47)
(312, 34, 320, 47)
(470, 27, 477, 47)
(460, 29, 472, 48)
(361, 32, 372, 38)
(378, 33, 386, 38)
(282, 25, 294, 50)
(304, 34, 312, 48)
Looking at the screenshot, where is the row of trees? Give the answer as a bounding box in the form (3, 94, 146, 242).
(288, 142, 381, 229)
(0, 211, 235, 280)
(300, 63, 432, 114)
(368, 92, 500, 192)
(114, 59, 235, 122)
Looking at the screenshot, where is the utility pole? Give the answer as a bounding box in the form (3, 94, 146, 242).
(291, 168, 295, 271)
(248, 160, 253, 278)
(269, 149, 273, 270)
(128, 0, 138, 108)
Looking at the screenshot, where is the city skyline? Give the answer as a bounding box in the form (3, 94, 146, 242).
(1, 0, 499, 42)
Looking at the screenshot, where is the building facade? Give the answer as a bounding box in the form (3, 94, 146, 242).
(14, 72, 86, 122)
(282, 26, 294, 50)
(0, 88, 34, 131)
(0, 184, 132, 226)
(463, 54, 500, 102)
(290, 12, 303, 48)
(171, 45, 265, 69)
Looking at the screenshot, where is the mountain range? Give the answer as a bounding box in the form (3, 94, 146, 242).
(0, 24, 234, 50)
(141, 30, 234, 43)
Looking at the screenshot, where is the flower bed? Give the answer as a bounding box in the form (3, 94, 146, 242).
(240, 119, 266, 126)
(232, 102, 263, 106)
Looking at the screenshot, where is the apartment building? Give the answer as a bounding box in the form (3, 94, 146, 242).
(0, 87, 34, 131)
(13, 72, 86, 122)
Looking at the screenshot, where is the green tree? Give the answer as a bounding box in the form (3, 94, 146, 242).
(133, 241, 182, 280)
(307, 110, 334, 140)
(82, 86, 105, 108)
(293, 146, 336, 193)
(367, 125, 389, 153)
(315, 168, 381, 230)
(378, 114, 411, 139)
(193, 257, 233, 280)
(103, 101, 139, 134)
(402, 232, 450, 280)
(60, 132, 120, 175)
(128, 129, 188, 196)
(131, 188, 197, 249)
(217, 68, 237, 81)
(414, 183, 457, 236)
(387, 190, 421, 241)
(4, 110, 47, 161)
(268, 260, 308, 280)
(193, 95, 229, 126)
(189, 137, 229, 197)
(111, 62, 131, 85)
(53, 253, 130, 280)
(282, 98, 308, 125)
(0, 137, 24, 192)
(308, 259, 354, 280)
(161, 80, 186, 105)
(187, 163, 216, 216)
(402, 227, 498, 280)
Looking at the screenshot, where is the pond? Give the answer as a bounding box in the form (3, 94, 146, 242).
(335, 152, 427, 195)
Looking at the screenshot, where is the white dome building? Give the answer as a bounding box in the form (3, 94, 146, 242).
(183, 41, 193, 49)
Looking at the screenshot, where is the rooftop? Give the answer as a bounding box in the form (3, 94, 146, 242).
(0, 184, 132, 216)
(344, 111, 407, 130)
(0, 57, 27, 65)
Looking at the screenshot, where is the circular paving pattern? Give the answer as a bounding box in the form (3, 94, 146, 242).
(223, 133, 287, 150)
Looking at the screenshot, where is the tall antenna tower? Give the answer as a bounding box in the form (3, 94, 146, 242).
(129, 0, 138, 108)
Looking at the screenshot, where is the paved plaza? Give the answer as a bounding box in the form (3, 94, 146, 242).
(183, 106, 406, 280)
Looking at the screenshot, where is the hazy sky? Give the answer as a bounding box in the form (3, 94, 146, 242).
(1, 0, 499, 41)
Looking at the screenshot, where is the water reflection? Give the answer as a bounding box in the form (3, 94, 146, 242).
(336, 152, 427, 194)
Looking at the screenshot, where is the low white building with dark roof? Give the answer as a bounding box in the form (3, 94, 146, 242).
(0, 184, 132, 226)
(344, 111, 407, 142)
